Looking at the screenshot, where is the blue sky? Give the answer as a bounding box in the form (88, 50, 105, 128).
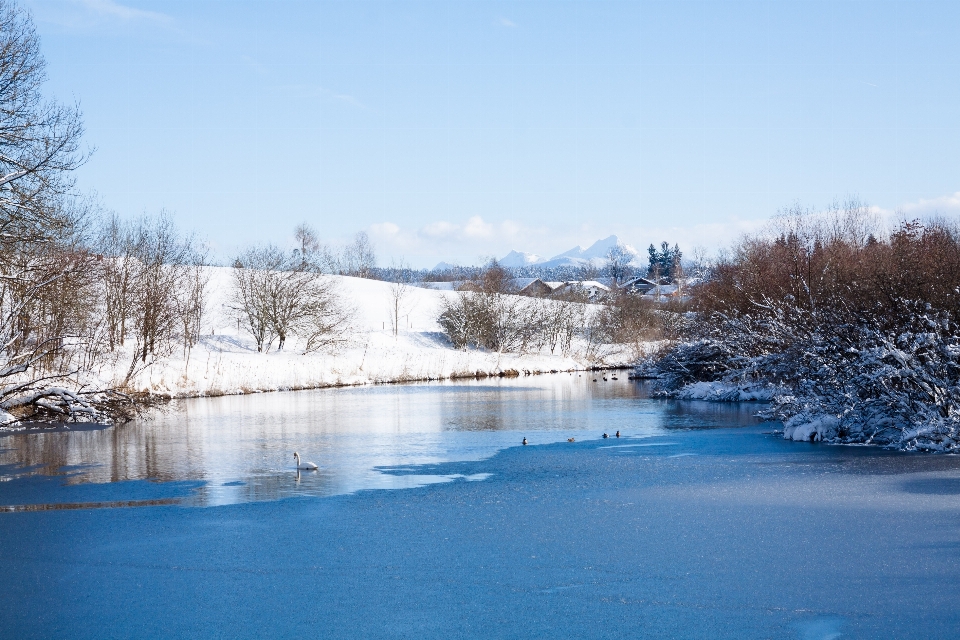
(26, 0, 960, 267)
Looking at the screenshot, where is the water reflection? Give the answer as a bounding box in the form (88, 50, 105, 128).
(0, 375, 763, 507)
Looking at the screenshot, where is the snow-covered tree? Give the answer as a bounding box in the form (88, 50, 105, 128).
(605, 244, 634, 287)
(649, 208, 960, 451)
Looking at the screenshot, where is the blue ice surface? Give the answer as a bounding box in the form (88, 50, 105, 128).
(2, 425, 960, 639)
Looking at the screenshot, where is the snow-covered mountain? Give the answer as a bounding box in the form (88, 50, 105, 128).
(499, 235, 642, 270)
(498, 250, 545, 268)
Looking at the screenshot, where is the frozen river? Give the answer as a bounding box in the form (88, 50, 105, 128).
(0, 374, 757, 507)
(1, 375, 959, 638)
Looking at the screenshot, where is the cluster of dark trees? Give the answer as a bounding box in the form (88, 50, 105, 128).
(650, 202, 960, 450)
(646, 241, 682, 282)
(422, 241, 689, 288)
(425, 257, 639, 286)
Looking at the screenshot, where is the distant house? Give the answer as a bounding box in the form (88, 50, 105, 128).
(513, 278, 555, 297)
(552, 280, 610, 300)
(578, 280, 611, 299)
(619, 277, 657, 295)
(643, 283, 680, 301)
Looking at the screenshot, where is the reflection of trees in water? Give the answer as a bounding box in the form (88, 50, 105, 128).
(438, 380, 601, 433)
(0, 376, 759, 505)
(628, 379, 764, 430)
(0, 423, 199, 484)
(659, 400, 764, 430)
(446, 412, 505, 432)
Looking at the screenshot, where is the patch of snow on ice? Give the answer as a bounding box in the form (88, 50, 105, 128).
(782, 414, 840, 442)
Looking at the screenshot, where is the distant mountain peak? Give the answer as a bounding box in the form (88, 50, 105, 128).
(498, 235, 642, 270)
(498, 250, 546, 267)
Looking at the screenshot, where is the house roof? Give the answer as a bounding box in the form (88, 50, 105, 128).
(622, 276, 657, 288)
(510, 277, 540, 290)
(577, 280, 611, 291)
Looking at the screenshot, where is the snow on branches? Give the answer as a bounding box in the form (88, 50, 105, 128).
(647, 207, 960, 451)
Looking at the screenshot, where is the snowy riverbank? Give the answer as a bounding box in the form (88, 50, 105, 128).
(96, 269, 632, 399)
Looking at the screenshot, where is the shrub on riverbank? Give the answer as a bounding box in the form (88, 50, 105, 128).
(647, 204, 960, 451)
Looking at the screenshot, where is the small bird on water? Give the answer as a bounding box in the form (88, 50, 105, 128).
(602, 433, 609, 439)
(567, 437, 575, 443)
(615, 430, 621, 438)
(293, 452, 318, 470)
(522, 437, 528, 445)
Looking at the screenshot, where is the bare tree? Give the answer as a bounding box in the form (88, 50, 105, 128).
(0, 2, 110, 424)
(477, 259, 513, 294)
(293, 222, 321, 266)
(605, 244, 634, 287)
(346, 231, 376, 278)
(687, 245, 711, 282)
(231, 250, 275, 353)
(324, 231, 377, 278)
(300, 278, 353, 353)
(93, 213, 206, 385)
(231, 243, 352, 353)
(387, 260, 415, 336)
(0, 1, 86, 262)
(174, 248, 209, 366)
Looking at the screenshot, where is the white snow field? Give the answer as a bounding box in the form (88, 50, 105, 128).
(105, 267, 628, 398)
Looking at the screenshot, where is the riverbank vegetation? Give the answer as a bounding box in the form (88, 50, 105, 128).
(647, 202, 960, 451)
(437, 260, 682, 362)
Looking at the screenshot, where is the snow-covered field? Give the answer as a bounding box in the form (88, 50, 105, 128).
(103, 268, 628, 398)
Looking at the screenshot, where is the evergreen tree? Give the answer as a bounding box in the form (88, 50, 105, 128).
(647, 241, 682, 281)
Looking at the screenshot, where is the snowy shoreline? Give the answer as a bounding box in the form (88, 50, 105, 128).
(649, 375, 960, 452)
(97, 269, 635, 401)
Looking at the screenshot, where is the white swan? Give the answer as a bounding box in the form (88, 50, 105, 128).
(294, 452, 318, 470)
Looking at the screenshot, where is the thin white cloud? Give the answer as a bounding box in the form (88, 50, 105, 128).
(462, 216, 493, 239)
(331, 92, 370, 111)
(73, 0, 171, 23)
(899, 191, 960, 217)
(417, 216, 525, 243)
(499, 17, 517, 28)
(369, 222, 400, 236)
(368, 216, 543, 267)
(421, 220, 459, 239)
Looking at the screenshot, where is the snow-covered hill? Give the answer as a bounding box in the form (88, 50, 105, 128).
(101, 268, 629, 398)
